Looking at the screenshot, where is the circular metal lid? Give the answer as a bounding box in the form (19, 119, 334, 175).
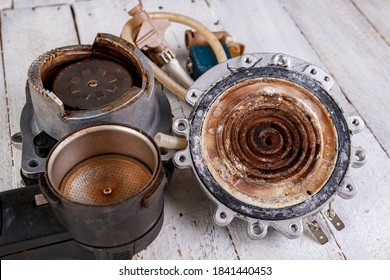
(52, 58, 133, 110)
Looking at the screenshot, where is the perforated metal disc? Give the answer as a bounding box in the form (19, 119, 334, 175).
(53, 58, 133, 110)
(59, 154, 152, 205)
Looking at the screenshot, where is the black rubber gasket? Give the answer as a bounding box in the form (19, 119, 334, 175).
(189, 67, 350, 220)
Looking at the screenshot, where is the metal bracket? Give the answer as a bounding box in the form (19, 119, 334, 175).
(307, 220, 329, 245)
(325, 204, 345, 231)
(186, 89, 203, 107)
(303, 65, 334, 91)
(270, 53, 290, 68)
(347, 116, 365, 134)
(351, 146, 367, 168)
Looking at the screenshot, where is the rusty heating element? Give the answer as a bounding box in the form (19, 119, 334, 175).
(174, 53, 366, 241)
(202, 78, 337, 209)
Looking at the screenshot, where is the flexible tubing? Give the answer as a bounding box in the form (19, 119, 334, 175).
(148, 12, 228, 63)
(121, 20, 187, 100)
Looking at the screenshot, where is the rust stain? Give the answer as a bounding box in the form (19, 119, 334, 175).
(28, 34, 149, 117)
(59, 154, 152, 205)
(201, 78, 338, 208)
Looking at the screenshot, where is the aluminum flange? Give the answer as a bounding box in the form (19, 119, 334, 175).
(173, 53, 366, 241)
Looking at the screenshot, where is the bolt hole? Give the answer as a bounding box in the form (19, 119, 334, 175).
(177, 121, 187, 131)
(87, 80, 98, 88)
(352, 119, 360, 126)
(252, 223, 263, 235)
(324, 76, 330, 82)
(160, 148, 168, 156)
(219, 212, 227, 219)
(11, 133, 22, 144)
(276, 56, 287, 65)
(244, 57, 252, 64)
(34, 135, 48, 146)
(28, 159, 39, 168)
(346, 184, 353, 192)
(310, 68, 317, 75)
(191, 92, 198, 99)
(355, 150, 365, 162)
(290, 224, 298, 233)
(179, 155, 186, 163)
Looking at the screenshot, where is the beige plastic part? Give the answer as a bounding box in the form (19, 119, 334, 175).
(154, 132, 187, 150)
(121, 20, 187, 100)
(129, 3, 170, 53)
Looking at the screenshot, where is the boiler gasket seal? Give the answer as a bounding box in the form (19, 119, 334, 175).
(189, 66, 350, 221)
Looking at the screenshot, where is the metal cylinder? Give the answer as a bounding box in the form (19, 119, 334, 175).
(40, 124, 166, 254)
(21, 33, 171, 179)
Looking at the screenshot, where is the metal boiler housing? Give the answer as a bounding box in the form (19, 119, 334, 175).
(20, 33, 171, 179)
(1, 33, 172, 259)
(173, 53, 367, 242)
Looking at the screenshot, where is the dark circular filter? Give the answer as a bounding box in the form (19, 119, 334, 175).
(53, 58, 133, 110)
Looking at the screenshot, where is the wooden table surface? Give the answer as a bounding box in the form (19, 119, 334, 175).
(0, 0, 389, 259)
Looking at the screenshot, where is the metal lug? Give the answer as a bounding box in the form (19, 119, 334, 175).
(325, 205, 345, 231)
(307, 220, 328, 245)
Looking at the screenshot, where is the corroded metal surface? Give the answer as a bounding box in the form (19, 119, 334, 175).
(53, 58, 134, 110)
(60, 154, 152, 205)
(201, 78, 338, 208)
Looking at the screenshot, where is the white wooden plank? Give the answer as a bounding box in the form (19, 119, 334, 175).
(280, 0, 390, 155)
(135, 169, 238, 260)
(72, 0, 133, 44)
(14, 0, 73, 9)
(0, 37, 14, 191)
(1, 5, 79, 189)
(73, 0, 238, 259)
(279, 0, 390, 259)
(0, 0, 12, 10)
(353, 0, 390, 45)
(208, 0, 323, 66)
